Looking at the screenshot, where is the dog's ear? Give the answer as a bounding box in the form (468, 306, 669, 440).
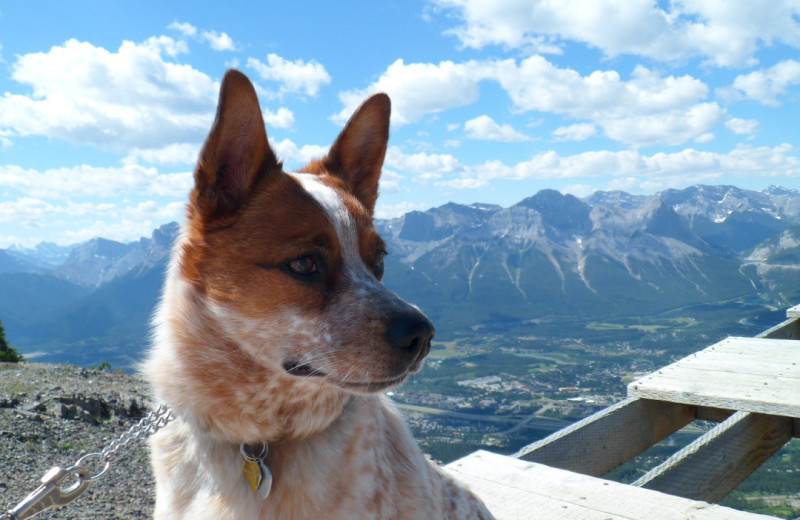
(191, 69, 281, 221)
(324, 93, 390, 215)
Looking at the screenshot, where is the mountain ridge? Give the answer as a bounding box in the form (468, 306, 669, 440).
(4, 184, 800, 368)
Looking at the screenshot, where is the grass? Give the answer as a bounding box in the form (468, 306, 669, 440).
(428, 339, 488, 359)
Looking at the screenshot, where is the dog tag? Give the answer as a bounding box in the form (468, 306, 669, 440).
(255, 458, 273, 499)
(243, 459, 262, 491)
(241, 442, 272, 500)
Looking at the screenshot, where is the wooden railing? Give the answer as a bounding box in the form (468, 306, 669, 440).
(443, 307, 800, 519)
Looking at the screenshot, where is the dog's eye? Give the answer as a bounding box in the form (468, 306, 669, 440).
(288, 256, 318, 275)
(373, 250, 387, 279)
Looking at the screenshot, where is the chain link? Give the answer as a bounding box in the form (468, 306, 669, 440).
(101, 404, 174, 466)
(2, 404, 174, 520)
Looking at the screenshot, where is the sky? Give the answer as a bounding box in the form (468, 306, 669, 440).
(1, 0, 800, 248)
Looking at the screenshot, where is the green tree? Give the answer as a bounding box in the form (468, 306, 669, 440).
(0, 318, 23, 363)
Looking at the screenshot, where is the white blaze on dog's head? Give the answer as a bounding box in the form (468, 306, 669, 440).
(147, 70, 433, 443)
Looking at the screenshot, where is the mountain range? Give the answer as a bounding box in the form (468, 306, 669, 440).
(4, 184, 800, 369)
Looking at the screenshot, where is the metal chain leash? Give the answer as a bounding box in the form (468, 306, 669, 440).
(1, 404, 174, 520)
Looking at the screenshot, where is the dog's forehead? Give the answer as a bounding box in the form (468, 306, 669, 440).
(287, 172, 371, 251)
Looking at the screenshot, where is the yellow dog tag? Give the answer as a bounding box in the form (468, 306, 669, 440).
(243, 459, 262, 491)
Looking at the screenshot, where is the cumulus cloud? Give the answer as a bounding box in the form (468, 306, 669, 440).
(168, 21, 197, 37)
(729, 60, 800, 106)
(725, 117, 759, 136)
(333, 59, 495, 126)
(0, 38, 217, 149)
(247, 54, 331, 97)
(201, 30, 236, 51)
(385, 146, 467, 180)
(338, 56, 721, 146)
(0, 163, 192, 199)
(123, 143, 201, 166)
(269, 138, 328, 167)
(168, 22, 236, 52)
(602, 103, 725, 147)
(433, 0, 800, 67)
(464, 115, 530, 142)
(428, 143, 800, 189)
(553, 123, 597, 142)
(262, 107, 295, 129)
(374, 200, 428, 220)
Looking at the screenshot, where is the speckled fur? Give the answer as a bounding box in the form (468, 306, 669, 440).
(144, 70, 494, 519)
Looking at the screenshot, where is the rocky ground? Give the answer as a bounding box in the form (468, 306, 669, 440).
(0, 362, 156, 519)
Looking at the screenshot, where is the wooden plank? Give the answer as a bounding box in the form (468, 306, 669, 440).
(633, 411, 792, 503)
(629, 337, 800, 418)
(445, 451, 773, 519)
(759, 316, 800, 340)
(630, 365, 800, 417)
(695, 406, 735, 423)
(515, 398, 694, 476)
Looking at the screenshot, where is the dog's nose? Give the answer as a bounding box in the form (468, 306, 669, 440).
(387, 311, 435, 359)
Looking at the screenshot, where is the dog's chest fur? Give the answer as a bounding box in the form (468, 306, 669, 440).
(150, 395, 484, 519)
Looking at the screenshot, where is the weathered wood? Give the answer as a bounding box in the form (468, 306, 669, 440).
(629, 337, 800, 419)
(759, 316, 800, 339)
(514, 398, 694, 476)
(445, 450, 773, 519)
(786, 305, 800, 319)
(632, 411, 792, 503)
(695, 406, 734, 423)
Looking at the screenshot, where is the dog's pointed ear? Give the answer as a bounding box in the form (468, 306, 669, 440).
(191, 69, 281, 221)
(324, 93, 390, 215)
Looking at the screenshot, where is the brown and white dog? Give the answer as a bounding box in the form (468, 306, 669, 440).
(144, 70, 493, 519)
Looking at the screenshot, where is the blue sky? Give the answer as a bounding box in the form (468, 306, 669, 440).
(1, 0, 800, 247)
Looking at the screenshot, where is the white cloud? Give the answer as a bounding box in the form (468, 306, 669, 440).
(143, 35, 188, 57)
(333, 59, 495, 126)
(60, 218, 162, 246)
(168, 21, 197, 37)
(385, 146, 466, 180)
(337, 56, 719, 146)
(247, 54, 331, 97)
(0, 38, 217, 149)
(201, 30, 236, 51)
(263, 107, 295, 129)
(601, 103, 726, 147)
(725, 118, 759, 136)
(431, 144, 800, 189)
(433, 0, 800, 67)
(0, 197, 187, 246)
(375, 169, 405, 195)
(729, 60, 800, 106)
(553, 123, 597, 142)
(269, 138, 328, 167)
(496, 59, 708, 119)
(374, 200, 428, 219)
(496, 59, 720, 146)
(123, 143, 201, 166)
(464, 115, 530, 142)
(0, 163, 192, 199)
(562, 184, 595, 198)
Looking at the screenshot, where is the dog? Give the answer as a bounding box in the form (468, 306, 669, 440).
(144, 70, 494, 519)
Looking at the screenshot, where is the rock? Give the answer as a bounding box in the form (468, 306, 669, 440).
(0, 362, 157, 518)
